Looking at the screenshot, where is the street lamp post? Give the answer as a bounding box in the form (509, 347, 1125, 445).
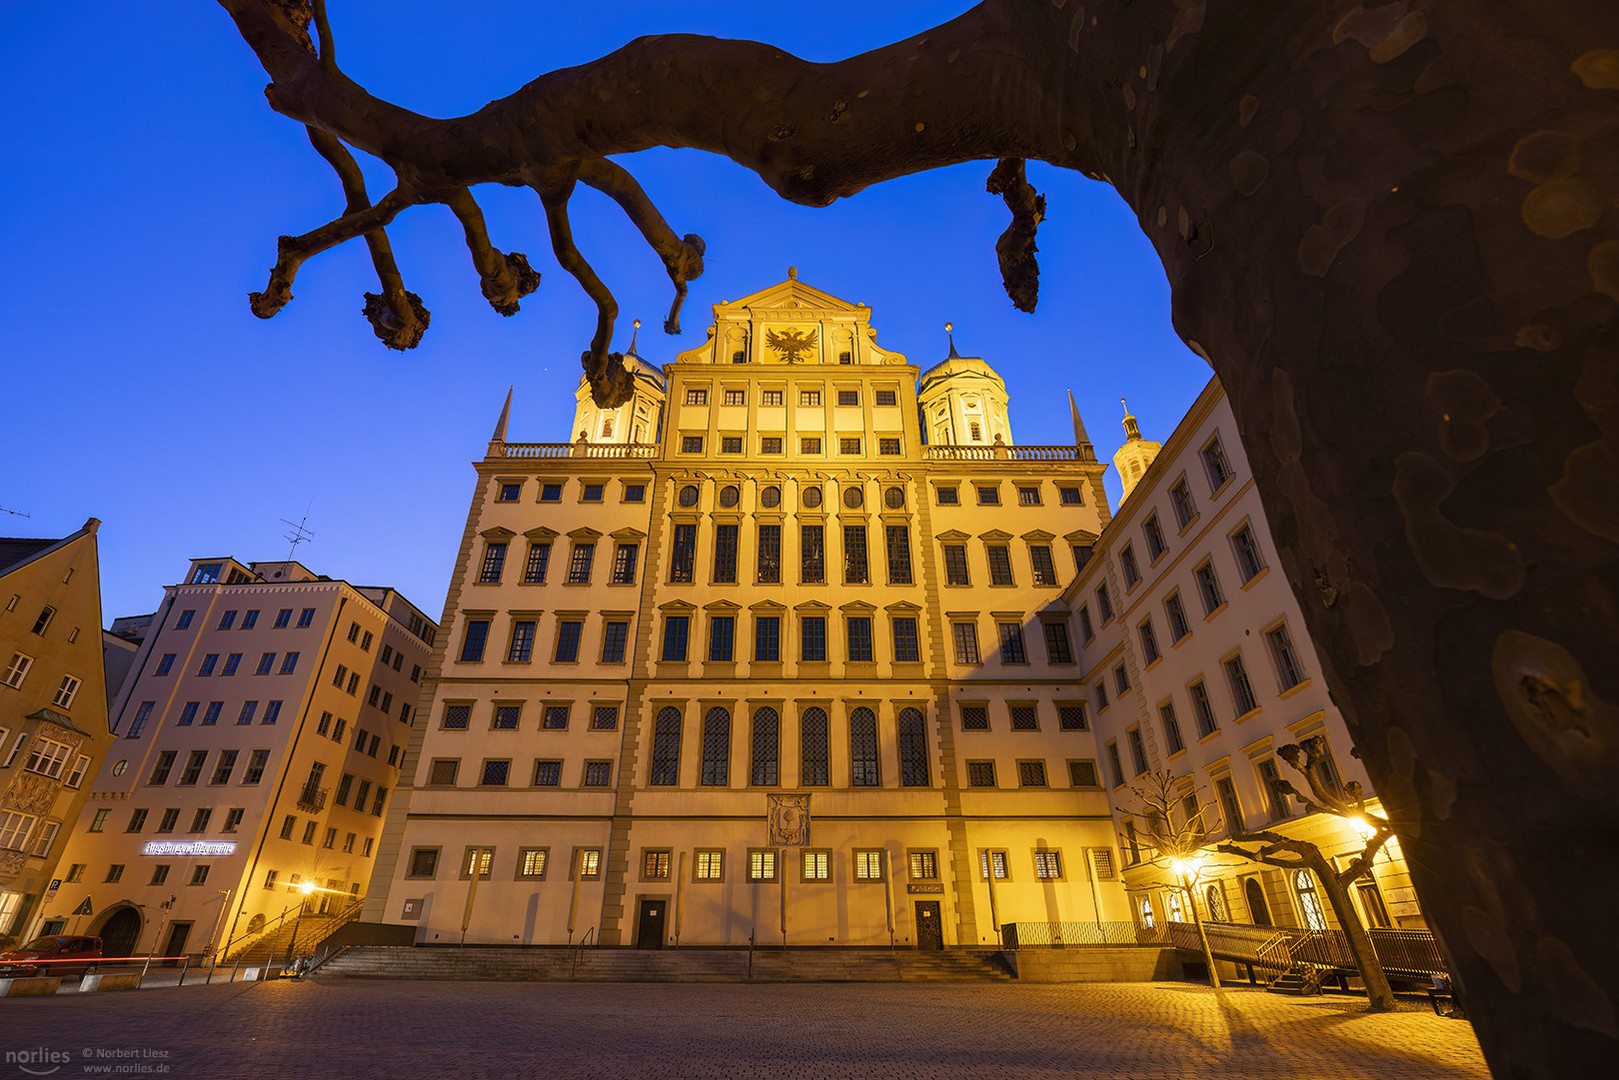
(285, 880, 316, 968)
(1172, 857, 1222, 990)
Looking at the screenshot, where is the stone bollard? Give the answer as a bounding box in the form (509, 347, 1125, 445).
(0, 976, 61, 997)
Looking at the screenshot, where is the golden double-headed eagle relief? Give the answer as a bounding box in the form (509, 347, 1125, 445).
(766, 327, 818, 364)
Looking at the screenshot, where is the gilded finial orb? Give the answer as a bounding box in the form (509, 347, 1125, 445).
(945, 322, 953, 333)
(634, 319, 642, 329)
(788, 266, 798, 279)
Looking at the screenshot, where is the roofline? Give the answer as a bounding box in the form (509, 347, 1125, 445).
(0, 517, 99, 579)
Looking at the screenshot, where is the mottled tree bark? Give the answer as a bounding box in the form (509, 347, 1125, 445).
(215, 3, 1618, 1074)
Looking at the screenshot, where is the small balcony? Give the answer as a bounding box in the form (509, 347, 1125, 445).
(296, 785, 328, 813)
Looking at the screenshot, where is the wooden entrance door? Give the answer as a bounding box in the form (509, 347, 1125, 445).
(914, 901, 943, 950)
(636, 898, 666, 949)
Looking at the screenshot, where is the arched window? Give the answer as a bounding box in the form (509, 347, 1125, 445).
(849, 707, 879, 787)
(649, 707, 682, 786)
(800, 708, 829, 786)
(1245, 877, 1271, 926)
(1294, 869, 1328, 931)
(1206, 883, 1227, 922)
(750, 708, 780, 786)
(897, 708, 929, 787)
(1139, 897, 1156, 929)
(700, 707, 731, 786)
(1167, 890, 1185, 922)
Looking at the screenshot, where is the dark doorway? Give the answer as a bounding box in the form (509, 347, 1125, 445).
(99, 906, 141, 959)
(1245, 877, 1272, 926)
(635, 899, 666, 949)
(914, 901, 943, 950)
(162, 921, 193, 964)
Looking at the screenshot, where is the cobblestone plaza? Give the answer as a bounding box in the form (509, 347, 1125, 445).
(3, 981, 1488, 1079)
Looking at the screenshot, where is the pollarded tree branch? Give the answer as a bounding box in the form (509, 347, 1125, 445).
(985, 158, 1045, 313)
(578, 158, 705, 335)
(248, 186, 416, 320)
(533, 171, 633, 407)
(445, 189, 541, 317)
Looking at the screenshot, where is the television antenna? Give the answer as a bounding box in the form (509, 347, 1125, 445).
(281, 504, 315, 563)
(0, 506, 29, 517)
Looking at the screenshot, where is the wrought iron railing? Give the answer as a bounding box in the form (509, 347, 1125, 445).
(296, 784, 328, 813)
(999, 921, 1170, 949)
(1164, 920, 1448, 977)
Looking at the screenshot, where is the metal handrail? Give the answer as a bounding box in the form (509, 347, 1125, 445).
(569, 927, 597, 980)
(999, 921, 1170, 949)
(1165, 920, 1449, 977)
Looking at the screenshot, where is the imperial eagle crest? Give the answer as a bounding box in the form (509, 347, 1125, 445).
(766, 327, 818, 363)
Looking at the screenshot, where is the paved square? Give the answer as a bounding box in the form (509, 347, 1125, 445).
(2, 980, 1489, 1079)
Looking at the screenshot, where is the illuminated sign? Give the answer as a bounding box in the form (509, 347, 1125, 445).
(141, 840, 238, 857)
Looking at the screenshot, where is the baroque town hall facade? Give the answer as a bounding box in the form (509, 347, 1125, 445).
(367, 273, 1133, 949)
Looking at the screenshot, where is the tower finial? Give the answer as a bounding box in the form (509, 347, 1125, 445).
(491, 385, 513, 443)
(788, 265, 798, 280)
(1068, 389, 1095, 459)
(627, 319, 642, 357)
(1121, 396, 1143, 441)
(945, 322, 960, 359)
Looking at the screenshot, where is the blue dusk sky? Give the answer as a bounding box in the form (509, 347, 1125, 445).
(2, 1, 1210, 623)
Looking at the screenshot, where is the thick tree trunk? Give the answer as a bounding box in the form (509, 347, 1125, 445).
(1310, 853, 1398, 1011)
(216, 3, 1619, 1074)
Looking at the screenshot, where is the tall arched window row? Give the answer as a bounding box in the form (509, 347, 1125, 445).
(800, 708, 829, 787)
(751, 708, 780, 786)
(850, 707, 880, 787)
(649, 707, 682, 786)
(897, 708, 929, 787)
(701, 707, 731, 786)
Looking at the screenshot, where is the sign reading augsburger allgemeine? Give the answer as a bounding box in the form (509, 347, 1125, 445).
(141, 840, 238, 857)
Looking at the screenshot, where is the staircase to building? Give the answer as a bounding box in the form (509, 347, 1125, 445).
(223, 899, 365, 968)
(1265, 963, 1328, 996)
(316, 945, 1016, 983)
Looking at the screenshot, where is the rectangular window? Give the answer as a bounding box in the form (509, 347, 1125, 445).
(508, 620, 536, 663)
(892, 617, 920, 663)
(799, 390, 822, 407)
(153, 654, 175, 677)
(479, 542, 507, 583)
(846, 617, 874, 662)
(493, 705, 521, 730)
(210, 750, 239, 785)
(908, 850, 939, 880)
(1010, 704, 1039, 731)
(977, 486, 1000, 506)
(1058, 703, 1088, 731)
(878, 438, 901, 455)
(540, 483, 563, 502)
(757, 524, 781, 584)
(762, 390, 784, 406)
(202, 702, 223, 725)
(801, 436, 822, 454)
(554, 620, 583, 663)
(497, 481, 521, 502)
(670, 524, 697, 583)
(1034, 850, 1062, 879)
(150, 864, 170, 885)
(1258, 759, 1292, 821)
(1144, 514, 1167, 560)
(1115, 664, 1132, 695)
(1139, 619, 1162, 664)
(642, 850, 672, 880)
(460, 620, 490, 662)
(980, 851, 1009, 881)
(1029, 545, 1057, 586)
(1043, 621, 1073, 664)
(533, 760, 562, 786)
(1069, 760, 1100, 787)
(279, 652, 299, 675)
(523, 542, 552, 584)
(1106, 742, 1125, 787)
(480, 760, 511, 787)
(1267, 624, 1307, 689)
(960, 705, 989, 731)
(749, 850, 777, 881)
(1160, 702, 1186, 755)
(591, 706, 619, 731)
(126, 808, 148, 833)
(1232, 524, 1266, 582)
(852, 849, 885, 881)
(839, 437, 861, 455)
(175, 609, 194, 630)
(986, 545, 1014, 586)
(1216, 776, 1244, 834)
(23, 738, 72, 779)
(241, 610, 258, 629)
(581, 483, 605, 502)
(1165, 593, 1192, 642)
(442, 703, 472, 729)
(583, 761, 612, 787)
(1191, 680, 1219, 737)
(1120, 544, 1141, 588)
(661, 616, 690, 662)
(1195, 561, 1225, 614)
(952, 623, 980, 665)
(624, 484, 646, 502)
(943, 544, 970, 586)
(1128, 728, 1148, 775)
(273, 609, 292, 629)
(1020, 761, 1049, 787)
(836, 390, 859, 407)
(567, 543, 595, 584)
(754, 616, 781, 661)
(1018, 486, 1041, 506)
(52, 675, 80, 709)
(712, 525, 738, 584)
(843, 525, 868, 584)
(1225, 653, 1260, 715)
(177, 750, 207, 786)
(1171, 478, 1198, 528)
(1095, 681, 1110, 712)
(721, 436, 744, 454)
(695, 850, 725, 881)
(800, 616, 827, 662)
(1202, 436, 1234, 490)
(800, 525, 825, 584)
(600, 621, 629, 664)
(191, 808, 213, 834)
(242, 750, 268, 785)
(685, 388, 708, 405)
(801, 849, 831, 881)
(87, 808, 111, 833)
(708, 616, 735, 662)
(681, 436, 704, 453)
(998, 623, 1028, 664)
(543, 705, 570, 731)
(885, 526, 912, 585)
(428, 759, 459, 786)
(935, 486, 959, 506)
(297, 608, 315, 628)
(1059, 486, 1083, 506)
(761, 437, 783, 454)
(222, 653, 241, 676)
(197, 654, 218, 677)
(157, 809, 179, 833)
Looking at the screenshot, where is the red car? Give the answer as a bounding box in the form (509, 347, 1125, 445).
(0, 935, 103, 978)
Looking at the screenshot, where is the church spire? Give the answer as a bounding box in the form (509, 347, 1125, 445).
(626, 318, 642, 358)
(1121, 396, 1143, 441)
(488, 385, 513, 456)
(1068, 389, 1096, 461)
(945, 322, 961, 359)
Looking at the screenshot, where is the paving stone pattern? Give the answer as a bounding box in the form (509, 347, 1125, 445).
(2, 980, 1490, 1079)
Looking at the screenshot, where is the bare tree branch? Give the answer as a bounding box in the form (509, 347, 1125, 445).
(534, 173, 633, 407)
(984, 158, 1044, 313)
(577, 159, 705, 335)
(248, 188, 416, 320)
(445, 189, 541, 317)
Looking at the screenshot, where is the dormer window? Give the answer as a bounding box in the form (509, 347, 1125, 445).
(970, 422, 983, 441)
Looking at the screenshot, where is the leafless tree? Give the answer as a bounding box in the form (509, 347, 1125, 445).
(1217, 737, 1399, 1011)
(1120, 771, 1225, 989)
(210, 4, 1619, 1074)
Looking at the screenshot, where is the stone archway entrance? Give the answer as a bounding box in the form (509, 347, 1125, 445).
(96, 905, 142, 959)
